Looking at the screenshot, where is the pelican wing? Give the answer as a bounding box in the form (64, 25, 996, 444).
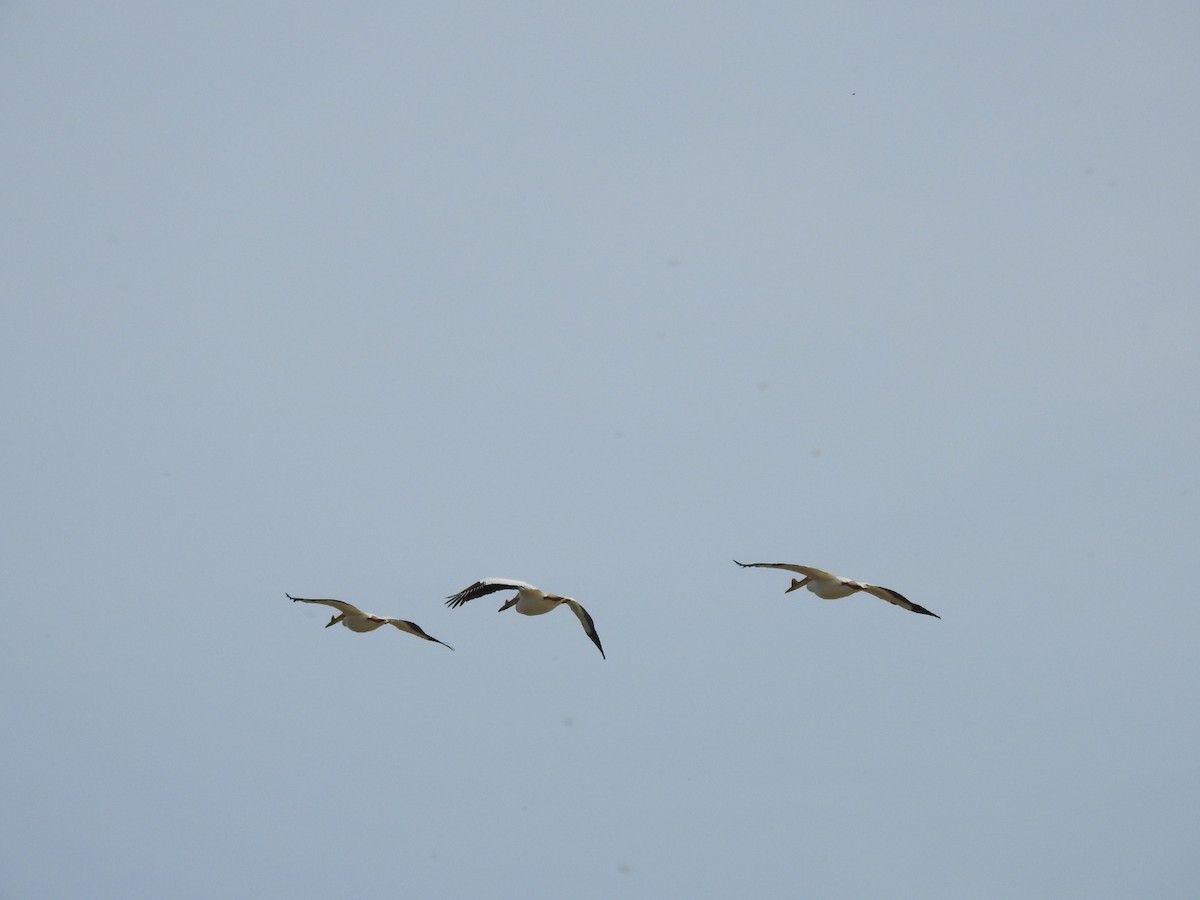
(288, 594, 365, 616)
(446, 578, 536, 609)
(385, 619, 455, 650)
(564, 599, 605, 659)
(859, 584, 940, 618)
(733, 561, 835, 581)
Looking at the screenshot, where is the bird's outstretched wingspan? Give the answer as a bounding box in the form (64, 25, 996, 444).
(290, 594, 456, 645)
(733, 562, 939, 618)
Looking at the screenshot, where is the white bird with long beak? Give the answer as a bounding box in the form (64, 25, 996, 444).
(444, 578, 605, 658)
(733, 561, 940, 618)
(288, 594, 454, 649)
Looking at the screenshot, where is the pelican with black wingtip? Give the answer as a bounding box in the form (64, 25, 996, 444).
(288, 594, 454, 649)
(733, 561, 940, 618)
(444, 578, 605, 658)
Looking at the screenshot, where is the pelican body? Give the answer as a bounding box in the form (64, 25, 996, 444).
(445, 578, 605, 658)
(733, 561, 940, 618)
(288, 594, 454, 649)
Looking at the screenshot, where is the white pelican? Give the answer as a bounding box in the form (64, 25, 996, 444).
(444, 578, 605, 658)
(733, 561, 940, 618)
(288, 594, 454, 649)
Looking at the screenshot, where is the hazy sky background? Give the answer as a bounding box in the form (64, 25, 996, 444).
(3, 3, 1198, 898)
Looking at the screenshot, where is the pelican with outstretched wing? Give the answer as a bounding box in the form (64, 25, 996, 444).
(445, 578, 605, 658)
(288, 594, 454, 649)
(733, 562, 940, 618)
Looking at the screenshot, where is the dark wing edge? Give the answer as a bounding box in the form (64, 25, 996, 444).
(566, 600, 605, 659)
(288, 594, 354, 611)
(865, 585, 941, 619)
(445, 581, 517, 609)
(732, 560, 810, 573)
(392, 620, 455, 650)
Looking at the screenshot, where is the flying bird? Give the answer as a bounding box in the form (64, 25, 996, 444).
(733, 561, 940, 618)
(445, 578, 605, 658)
(288, 594, 454, 649)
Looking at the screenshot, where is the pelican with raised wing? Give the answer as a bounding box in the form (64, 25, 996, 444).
(288, 594, 454, 649)
(733, 561, 940, 618)
(445, 578, 605, 658)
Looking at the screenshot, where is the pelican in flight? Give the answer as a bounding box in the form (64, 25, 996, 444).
(444, 578, 605, 658)
(733, 562, 940, 618)
(288, 594, 454, 649)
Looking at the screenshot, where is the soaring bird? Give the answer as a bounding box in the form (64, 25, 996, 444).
(288, 594, 454, 649)
(733, 561, 940, 618)
(444, 578, 605, 658)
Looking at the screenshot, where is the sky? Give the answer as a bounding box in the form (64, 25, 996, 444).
(2, 3, 1198, 898)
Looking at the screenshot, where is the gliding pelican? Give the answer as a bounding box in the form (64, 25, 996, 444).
(288, 594, 454, 648)
(733, 562, 940, 618)
(445, 578, 605, 658)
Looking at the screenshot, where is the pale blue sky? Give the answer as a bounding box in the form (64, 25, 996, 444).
(3, 3, 1198, 898)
